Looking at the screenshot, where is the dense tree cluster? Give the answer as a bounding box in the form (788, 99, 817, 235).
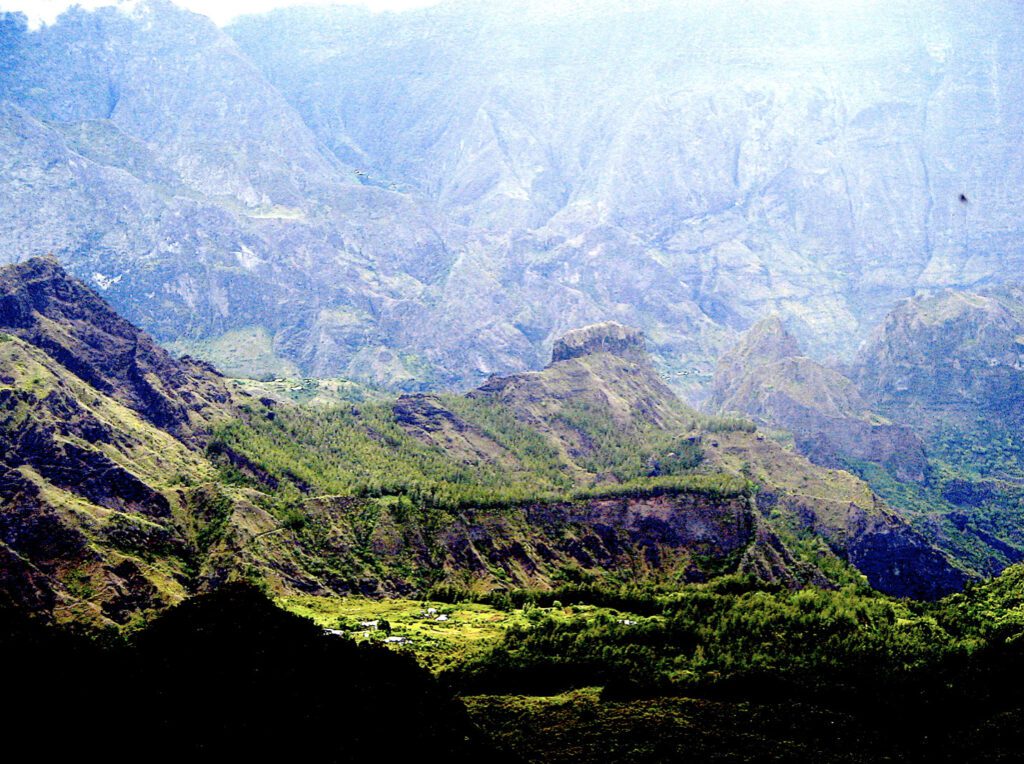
(208, 397, 748, 515)
(450, 569, 1024, 727)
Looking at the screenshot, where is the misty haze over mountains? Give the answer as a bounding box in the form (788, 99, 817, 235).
(1, 0, 1022, 396)
(10, 6, 1024, 758)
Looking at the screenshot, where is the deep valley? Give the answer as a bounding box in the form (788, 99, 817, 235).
(3, 2, 1024, 761)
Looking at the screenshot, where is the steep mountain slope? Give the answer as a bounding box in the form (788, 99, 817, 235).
(0, 258, 249, 623)
(707, 293, 1024, 579)
(214, 321, 966, 599)
(466, 322, 696, 465)
(0, 261, 967, 627)
(857, 288, 1024, 426)
(469, 322, 961, 598)
(0, 361, 185, 621)
(0, 265, 766, 619)
(0, 3, 458, 387)
(0, 256, 233, 440)
(2, 1, 1023, 395)
(229, 0, 1024, 387)
(846, 288, 1024, 576)
(710, 316, 927, 482)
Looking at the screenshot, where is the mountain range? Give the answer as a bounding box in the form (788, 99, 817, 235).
(7, 3, 1024, 759)
(710, 288, 1024, 578)
(2, 0, 1023, 397)
(1, 257, 980, 627)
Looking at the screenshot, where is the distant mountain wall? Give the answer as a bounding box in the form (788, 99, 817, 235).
(2, 0, 1023, 395)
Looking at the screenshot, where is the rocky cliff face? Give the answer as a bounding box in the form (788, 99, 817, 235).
(0, 348, 189, 623)
(471, 322, 691, 438)
(229, 0, 1024, 385)
(841, 288, 1024, 579)
(702, 429, 966, 600)
(225, 490, 821, 597)
(0, 3, 457, 388)
(550, 322, 648, 364)
(2, 1, 1023, 395)
(0, 257, 233, 441)
(857, 288, 1024, 424)
(711, 316, 928, 482)
(397, 322, 967, 598)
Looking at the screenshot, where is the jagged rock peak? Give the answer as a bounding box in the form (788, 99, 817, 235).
(0, 255, 233, 442)
(856, 288, 1024, 418)
(0, 255, 96, 327)
(550, 321, 647, 365)
(735, 315, 803, 363)
(711, 316, 802, 404)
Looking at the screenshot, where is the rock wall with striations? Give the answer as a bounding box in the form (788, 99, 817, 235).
(2, 2, 1024, 395)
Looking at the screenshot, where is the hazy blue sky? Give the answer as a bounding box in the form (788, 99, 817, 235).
(0, 0, 444, 27)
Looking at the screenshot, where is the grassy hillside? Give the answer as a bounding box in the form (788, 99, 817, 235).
(167, 326, 301, 380)
(0, 260, 972, 623)
(206, 393, 762, 596)
(204, 333, 965, 599)
(0, 334, 223, 624)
